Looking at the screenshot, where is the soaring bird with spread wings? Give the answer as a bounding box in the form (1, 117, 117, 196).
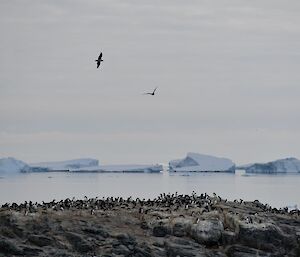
(143, 87, 158, 96)
(95, 52, 103, 68)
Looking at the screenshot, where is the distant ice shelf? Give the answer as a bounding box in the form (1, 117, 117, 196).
(169, 152, 235, 172)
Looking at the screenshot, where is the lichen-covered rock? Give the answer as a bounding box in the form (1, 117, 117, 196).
(172, 218, 192, 237)
(190, 220, 224, 245)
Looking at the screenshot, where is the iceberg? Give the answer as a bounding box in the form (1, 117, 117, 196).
(31, 159, 162, 173)
(169, 152, 235, 172)
(31, 158, 99, 171)
(0, 157, 31, 174)
(245, 158, 300, 173)
(0, 157, 163, 173)
(71, 164, 163, 173)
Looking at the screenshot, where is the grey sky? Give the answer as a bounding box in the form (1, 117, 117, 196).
(1, 0, 300, 164)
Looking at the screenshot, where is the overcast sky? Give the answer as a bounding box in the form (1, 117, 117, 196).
(0, 0, 300, 165)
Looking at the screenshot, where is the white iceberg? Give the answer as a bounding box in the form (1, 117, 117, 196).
(0, 157, 31, 174)
(31, 158, 99, 171)
(0, 157, 163, 173)
(245, 158, 300, 173)
(169, 152, 235, 172)
(31, 158, 162, 173)
(71, 164, 163, 173)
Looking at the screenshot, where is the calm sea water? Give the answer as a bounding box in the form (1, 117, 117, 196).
(0, 170, 299, 208)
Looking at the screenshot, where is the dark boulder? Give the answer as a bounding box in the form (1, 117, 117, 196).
(0, 238, 23, 255)
(65, 232, 93, 253)
(164, 240, 206, 257)
(21, 246, 43, 256)
(28, 234, 53, 247)
(152, 220, 171, 237)
(172, 218, 192, 237)
(238, 222, 297, 252)
(226, 244, 271, 257)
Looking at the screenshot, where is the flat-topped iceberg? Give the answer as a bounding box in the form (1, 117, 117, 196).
(245, 158, 300, 173)
(0, 157, 163, 173)
(71, 164, 163, 173)
(0, 157, 31, 174)
(169, 152, 235, 172)
(31, 159, 162, 173)
(31, 158, 99, 171)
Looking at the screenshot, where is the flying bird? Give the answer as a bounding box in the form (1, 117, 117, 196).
(95, 52, 103, 68)
(143, 87, 158, 96)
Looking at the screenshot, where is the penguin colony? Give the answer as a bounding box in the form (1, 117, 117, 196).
(1, 192, 299, 218)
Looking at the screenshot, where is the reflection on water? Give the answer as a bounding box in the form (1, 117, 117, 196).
(0, 170, 299, 208)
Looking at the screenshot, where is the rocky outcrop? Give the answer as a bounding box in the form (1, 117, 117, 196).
(0, 193, 299, 256)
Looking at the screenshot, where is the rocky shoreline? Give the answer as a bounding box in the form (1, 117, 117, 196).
(0, 193, 299, 257)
